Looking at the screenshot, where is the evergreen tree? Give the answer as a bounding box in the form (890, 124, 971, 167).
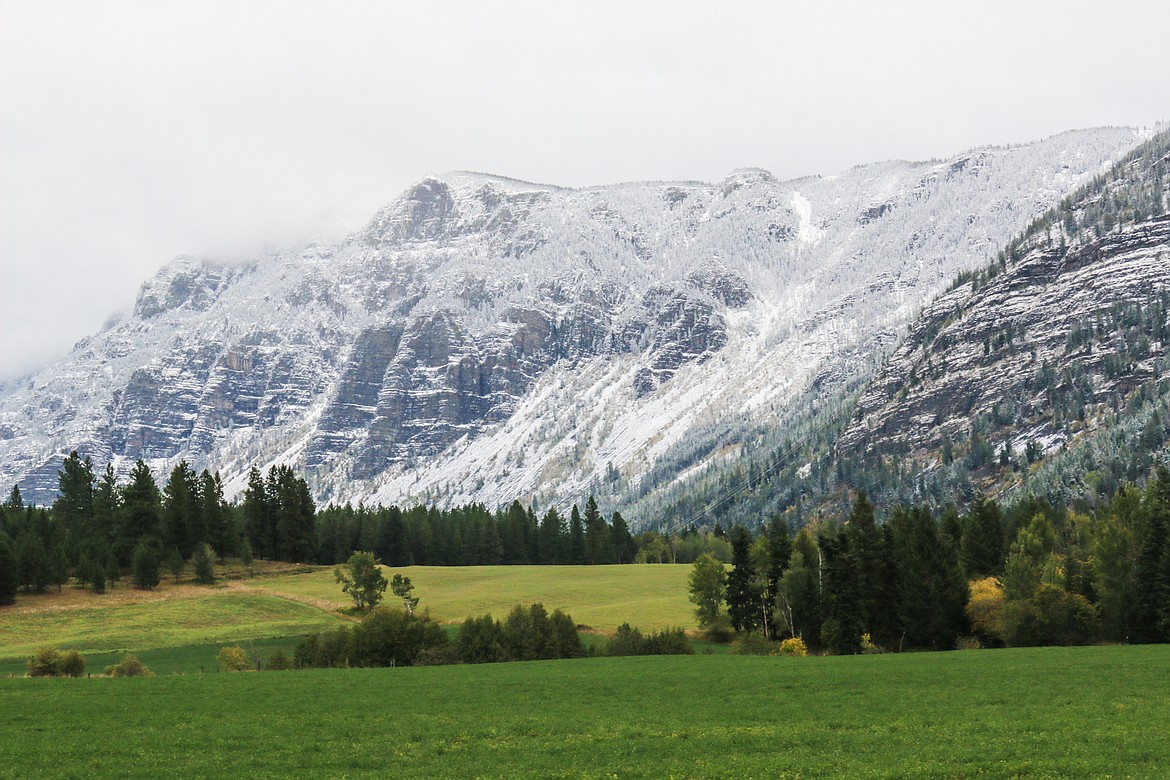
(132, 541, 161, 590)
(242, 467, 270, 559)
(92, 464, 120, 549)
(567, 505, 587, 564)
(889, 505, 969, 650)
(199, 470, 231, 559)
(961, 495, 1004, 578)
(538, 508, 565, 564)
(583, 496, 614, 564)
(54, 451, 94, 556)
(115, 460, 162, 564)
(818, 528, 864, 654)
(610, 511, 637, 564)
(15, 530, 48, 593)
(0, 537, 17, 605)
(763, 514, 793, 637)
(725, 526, 762, 633)
(161, 461, 200, 559)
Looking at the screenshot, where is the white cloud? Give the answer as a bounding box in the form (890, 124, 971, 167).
(1, 0, 1166, 378)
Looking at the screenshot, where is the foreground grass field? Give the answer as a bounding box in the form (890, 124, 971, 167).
(3, 646, 1168, 778)
(254, 564, 695, 631)
(0, 592, 348, 667)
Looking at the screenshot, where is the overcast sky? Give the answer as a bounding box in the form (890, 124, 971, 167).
(1, 0, 1166, 381)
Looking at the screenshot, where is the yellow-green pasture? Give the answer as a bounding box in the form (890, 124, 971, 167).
(254, 564, 695, 631)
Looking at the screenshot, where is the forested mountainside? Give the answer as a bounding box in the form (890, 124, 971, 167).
(834, 127, 1170, 512)
(0, 128, 1144, 522)
(634, 127, 1170, 531)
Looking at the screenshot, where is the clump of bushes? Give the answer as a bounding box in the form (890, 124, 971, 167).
(28, 647, 86, 677)
(731, 632, 776, 656)
(457, 604, 585, 664)
(295, 607, 451, 669)
(599, 624, 693, 657)
(775, 637, 808, 657)
(106, 654, 154, 677)
(217, 645, 252, 672)
(264, 649, 293, 671)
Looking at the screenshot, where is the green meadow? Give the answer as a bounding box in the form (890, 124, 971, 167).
(254, 564, 696, 631)
(0, 593, 348, 669)
(3, 646, 1169, 778)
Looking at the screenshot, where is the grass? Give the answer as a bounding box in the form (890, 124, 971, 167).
(0, 592, 348, 664)
(254, 564, 696, 631)
(2, 646, 1169, 778)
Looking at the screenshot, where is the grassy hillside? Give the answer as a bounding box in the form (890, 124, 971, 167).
(253, 564, 695, 631)
(3, 647, 1169, 778)
(0, 591, 348, 665)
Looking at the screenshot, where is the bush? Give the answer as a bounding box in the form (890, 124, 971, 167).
(354, 607, 449, 667)
(732, 632, 776, 656)
(193, 543, 216, 585)
(775, 637, 808, 657)
(966, 577, 1005, 645)
(601, 624, 693, 657)
(457, 614, 506, 664)
(955, 636, 983, 651)
(295, 626, 355, 669)
(28, 647, 85, 677)
(106, 654, 154, 677)
(264, 649, 293, 671)
(28, 647, 63, 677)
(61, 650, 86, 677)
(998, 584, 1098, 647)
(217, 645, 252, 672)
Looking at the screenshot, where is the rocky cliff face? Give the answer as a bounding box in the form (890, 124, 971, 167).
(0, 128, 1147, 514)
(839, 129, 1170, 499)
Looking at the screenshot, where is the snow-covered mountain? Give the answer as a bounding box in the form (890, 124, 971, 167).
(0, 127, 1147, 519)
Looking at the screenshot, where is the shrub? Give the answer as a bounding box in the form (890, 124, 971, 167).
(732, 632, 776, 656)
(106, 654, 154, 677)
(955, 636, 983, 651)
(28, 648, 64, 677)
(642, 627, 693, 656)
(775, 637, 808, 657)
(457, 614, 506, 664)
(264, 649, 293, 671)
(966, 577, 1005, 644)
(357, 607, 450, 667)
(217, 645, 252, 672)
(61, 650, 86, 677)
(193, 543, 216, 585)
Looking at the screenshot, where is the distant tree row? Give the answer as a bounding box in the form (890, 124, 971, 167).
(314, 496, 638, 568)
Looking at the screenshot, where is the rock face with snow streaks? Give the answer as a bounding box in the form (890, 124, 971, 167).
(0, 128, 1147, 513)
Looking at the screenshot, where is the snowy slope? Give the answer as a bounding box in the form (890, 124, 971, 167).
(0, 127, 1146, 521)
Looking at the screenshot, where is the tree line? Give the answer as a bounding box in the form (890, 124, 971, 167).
(689, 466, 1170, 653)
(0, 453, 736, 605)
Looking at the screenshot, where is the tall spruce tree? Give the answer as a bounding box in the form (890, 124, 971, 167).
(818, 528, 864, 654)
(567, 505, 587, 565)
(725, 526, 762, 633)
(889, 505, 969, 650)
(0, 536, 17, 605)
(961, 495, 1004, 578)
(115, 460, 162, 564)
(763, 514, 793, 637)
(54, 451, 95, 557)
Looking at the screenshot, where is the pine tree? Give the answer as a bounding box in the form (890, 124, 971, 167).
(763, 514, 793, 637)
(54, 451, 94, 555)
(583, 496, 614, 564)
(161, 461, 200, 559)
(961, 495, 1004, 578)
(0, 537, 17, 605)
(818, 528, 864, 654)
(610, 511, 637, 564)
(132, 541, 161, 590)
(567, 505, 587, 565)
(538, 508, 565, 564)
(725, 526, 762, 633)
(115, 460, 162, 564)
(889, 505, 969, 650)
(242, 467, 270, 559)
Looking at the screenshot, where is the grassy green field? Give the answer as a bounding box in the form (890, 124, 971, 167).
(0, 593, 348, 666)
(3, 646, 1169, 778)
(254, 564, 695, 631)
